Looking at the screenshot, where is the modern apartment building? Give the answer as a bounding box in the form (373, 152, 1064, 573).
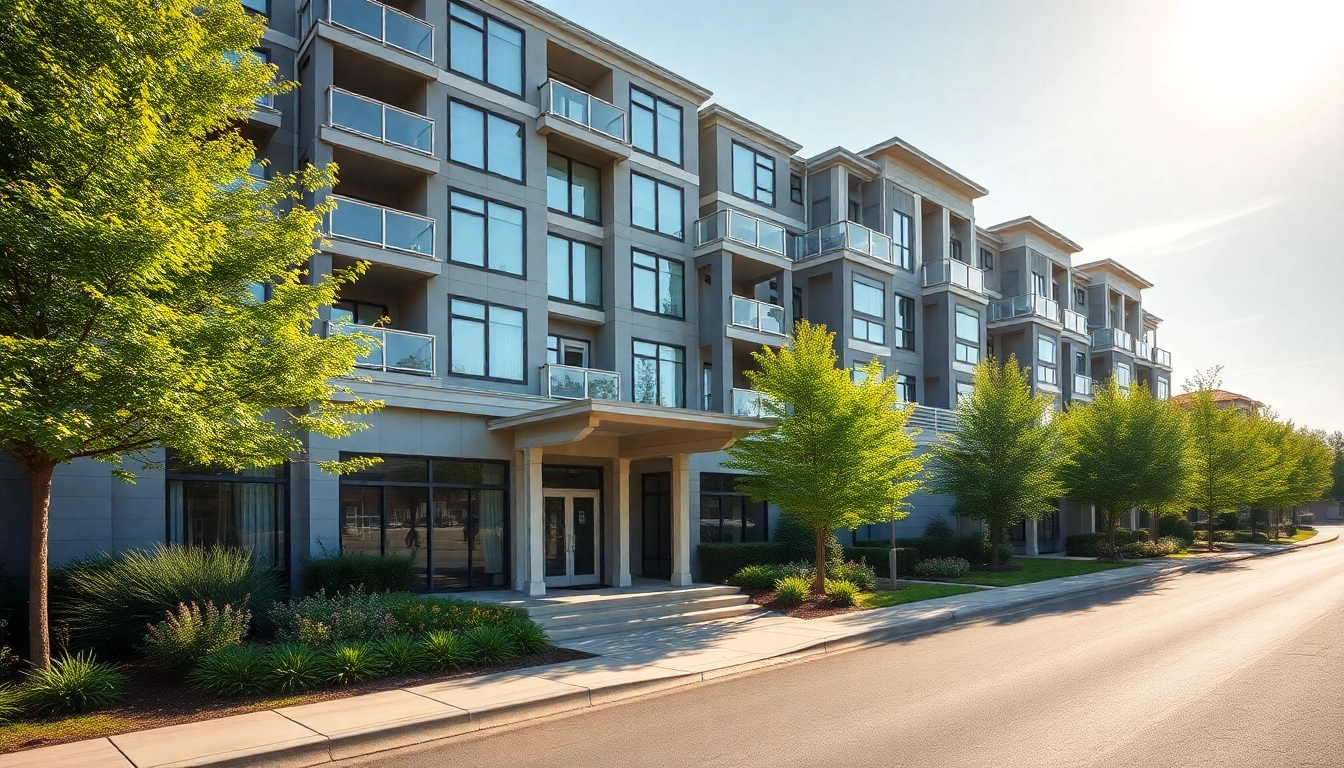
(0, 0, 1177, 590)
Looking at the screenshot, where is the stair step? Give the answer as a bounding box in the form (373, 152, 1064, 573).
(545, 603, 764, 642)
(518, 585, 742, 619)
(536, 594, 752, 628)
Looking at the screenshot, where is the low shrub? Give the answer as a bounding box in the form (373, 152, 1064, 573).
(506, 620, 550, 656)
(773, 514, 844, 567)
(728, 564, 781, 590)
(463, 625, 518, 665)
(1299, 523, 1315, 531)
(375, 634, 429, 675)
(265, 642, 328, 693)
(923, 515, 956, 538)
(382, 593, 523, 634)
(0, 683, 20, 724)
(1281, 521, 1297, 536)
(776, 560, 816, 582)
(1120, 537, 1186, 558)
(1194, 529, 1234, 543)
(1216, 511, 1243, 531)
(1300, 514, 1314, 525)
(854, 535, 1008, 566)
(696, 543, 791, 584)
(19, 651, 125, 715)
(772, 576, 810, 607)
(829, 560, 876, 591)
(270, 588, 401, 646)
(140, 601, 251, 672)
(1157, 514, 1196, 546)
(1065, 529, 1152, 557)
(301, 552, 417, 596)
(913, 557, 970, 579)
(52, 545, 281, 657)
(842, 547, 921, 578)
(421, 630, 473, 670)
(189, 644, 269, 697)
(326, 642, 383, 685)
(0, 619, 15, 681)
(825, 580, 859, 607)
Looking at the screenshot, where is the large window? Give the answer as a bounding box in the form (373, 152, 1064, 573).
(449, 100, 523, 181)
(851, 276, 885, 344)
(1075, 351, 1087, 375)
(1115, 362, 1133, 390)
(547, 235, 602, 306)
(633, 340, 684, 408)
(732, 143, 774, 205)
(449, 190, 523, 274)
(1032, 272, 1048, 296)
(892, 211, 914, 271)
(168, 458, 286, 570)
(630, 87, 681, 164)
(955, 306, 980, 364)
(956, 381, 976, 402)
(546, 153, 601, 222)
(332, 300, 386, 325)
(631, 173, 683, 238)
(1037, 335, 1057, 385)
(448, 2, 523, 95)
(896, 374, 916, 403)
(1156, 377, 1170, 400)
(449, 298, 524, 380)
(632, 251, 684, 318)
(700, 474, 768, 543)
(340, 455, 508, 591)
(894, 294, 915, 350)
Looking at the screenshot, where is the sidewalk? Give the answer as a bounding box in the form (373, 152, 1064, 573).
(5, 527, 1336, 768)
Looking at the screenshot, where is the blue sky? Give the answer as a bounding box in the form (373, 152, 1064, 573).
(537, 0, 1344, 433)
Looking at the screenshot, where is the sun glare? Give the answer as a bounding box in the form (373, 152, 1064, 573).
(1174, 0, 1344, 104)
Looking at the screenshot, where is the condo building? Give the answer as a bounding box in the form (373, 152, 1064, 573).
(0, 0, 1177, 590)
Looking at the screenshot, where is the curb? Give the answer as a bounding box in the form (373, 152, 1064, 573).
(4, 529, 1337, 768)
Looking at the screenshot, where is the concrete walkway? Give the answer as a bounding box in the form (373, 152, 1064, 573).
(3, 527, 1335, 768)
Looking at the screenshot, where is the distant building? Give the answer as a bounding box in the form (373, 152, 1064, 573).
(1170, 389, 1265, 414)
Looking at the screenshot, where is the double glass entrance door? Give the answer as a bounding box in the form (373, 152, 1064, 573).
(543, 491, 599, 587)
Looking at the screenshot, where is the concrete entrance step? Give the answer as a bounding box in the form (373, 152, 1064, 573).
(538, 593, 754, 629)
(514, 585, 743, 619)
(543, 600, 763, 643)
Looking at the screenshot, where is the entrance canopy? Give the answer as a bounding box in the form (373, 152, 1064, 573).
(486, 400, 769, 457)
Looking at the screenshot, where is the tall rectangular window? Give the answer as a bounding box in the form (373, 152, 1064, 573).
(449, 190, 523, 274)
(790, 173, 803, 204)
(699, 474, 768, 543)
(1074, 351, 1087, 375)
(1037, 335, 1057, 385)
(633, 340, 684, 408)
(631, 173, 683, 238)
(1115, 363, 1133, 390)
(1156, 377, 1170, 400)
(1032, 272, 1048, 296)
(1075, 287, 1086, 307)
(450, 298, 524, 381)
(448, 2, 523, 95)
(632, 251, 684, 318)
(168, 459, 286, 569)
(546, 153, 601, 222)
(892, 211, 913, 271)
(896, 374, 916, 403)
(979, 247, 994, 271)
(449, 100, 523, 181)
(955, 306, 980, 364)
(894, 294, 915, 350)
(950, 238, 964, 263)
(956, 381, 976, 402)
(731, 143, 774, 205)
(851, 276, 885, 344)
(547, 235, 602, 307)
(630, 87, 681, 164)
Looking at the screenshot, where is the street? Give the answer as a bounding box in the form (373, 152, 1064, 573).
(346, 531, 1344, 768)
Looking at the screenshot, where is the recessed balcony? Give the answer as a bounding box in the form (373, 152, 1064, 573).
(903, 404, 960, 438)
(922, 259, 985, 294)
(326, 322, 435, 375)
(543, 364, 621, 401)
(1061, 308, 1088, 336)
(731, 388, 779, 418)
(791, 222, 895, 268)
(1150, 347, 1173, 367)
(303, 0, 434, 63)
(1090, 327, 1134, 352)
(729, 296, 786, 337)
(1134, 339, 1151, 359)
(325, 195, 438, 274)
(989, 294, 1058, 324)
(536, 79, 630, 161)
(327, 87, 434, 156)
(695, 210, 787, 258)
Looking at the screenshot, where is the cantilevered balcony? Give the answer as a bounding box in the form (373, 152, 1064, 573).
(327, 322, 435, 375)
(903, 404, 960, 438)
(695, 210, 787, 258)
(729, 296, 786, 336)
(731, 388, 779, 418)
(1072, 374, 1093, 398)
(327, 87, 434, 156)
(1061, 308, 1088, 336)
(989, 294, 1058, 324)
(543, 364, 621, 401)
(791, 222, 894, 268)
(302, 0, 434, 63)
(922, 259, 985, 294)
(536, 79, 630, 160)
(1090, 327, 1134, 352)
(1150, 347, 1173, 367)
(327, 196, 434, 256)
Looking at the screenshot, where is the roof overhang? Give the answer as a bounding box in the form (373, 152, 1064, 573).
(859, 135, 989, 200)
(1073, 258, 1155, 290)
(805, 146, 882, 182)
(985, 216, 1083, 254)
(698, 103, 803, 156)
(488, 400, 769, 459)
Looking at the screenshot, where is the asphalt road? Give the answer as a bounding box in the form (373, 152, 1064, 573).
(347, 530, 1344, 768)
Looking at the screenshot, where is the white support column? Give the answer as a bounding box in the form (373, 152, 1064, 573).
(612, 457, 632, 587)
(1025, 519, 1040, 556)
(1128, 508, 1139, 531)
(669, 453, 692, 586)
(521, 447, 546, 596)
(1085, 504, 1097, 534)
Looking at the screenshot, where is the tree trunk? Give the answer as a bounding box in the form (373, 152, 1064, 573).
(1106, 511, 1118, 561)
(1206, 510, 1215, 553)
(27, 461, 54, 669)
(1150, 509, 1160, 546)
(813, 527, 827, 596)
(989, 522, 1000, 569)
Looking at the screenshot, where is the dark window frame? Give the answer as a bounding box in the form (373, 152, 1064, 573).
(448, 188, 526, 277)
(892, 210, 914, 271)
(851, 275, 886, 345)
(448, 295, 527, 383)
(894, 293, 915, 351)
(629, 86, 684, 166)
(240, 0, 270, 16)
(698, 473, 769, 544)
(632, 339, 686, 408)
(631, 249, 685, 319)
(332, 299, 388, 326)
(731, 141, 775, 207)
(789, 173, 803, 204)
(447, 1, 525, 97)
(165, 457, 289, 572)
(629, 171, 685, 240)
(546, 233, 603, 308)
(979, 247, 994, 271)
(546, 152, 602, 223)
(447, 98, 526, 183)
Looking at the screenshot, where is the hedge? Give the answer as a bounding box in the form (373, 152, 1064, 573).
(301, 552, 417, 596)
(1065, 528, 1151, 557)
(842, 547, 921, 578)
(853, 535, 1010, 566)
(696, 543, 792, 584)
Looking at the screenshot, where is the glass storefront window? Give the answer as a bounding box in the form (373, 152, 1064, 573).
(167, 457, 287, 570)
(699, 473, 767, 544)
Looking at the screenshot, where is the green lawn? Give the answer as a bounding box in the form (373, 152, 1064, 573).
(856, 584, 982, 609)
(949, 557, 1135, 587)
(1281, 529, 1318, 544)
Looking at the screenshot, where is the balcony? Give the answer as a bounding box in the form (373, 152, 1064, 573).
(327, 87, 434, 156)
(730, 296, 786, 336)
(989, 294, 1059, 324)
(303, 0, 434, 62)
(1062, 309, 1088, 336)
(791, 222, 894, 267)
(327, 195, 434, 258)
(544, 364, 621, 401)
(327, 322, 435, 375)
(922, 259, 985, 294)
(1072, 374, 1093, 398)
(1150, 347, 1173, 367)
(1134, 340, 1151, 359)
(731, 388, 779, 418)
(536, 79, 630, 160)
(1089, 327, 1134, 352)
(903, 404, 960, 437)
(695, 210, 787, 257)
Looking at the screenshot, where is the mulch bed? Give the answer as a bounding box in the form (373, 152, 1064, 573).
(740, 588, 858, 619)
(1, 646, 594, 754)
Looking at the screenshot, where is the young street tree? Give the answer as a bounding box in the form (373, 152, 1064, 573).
(927, 355, 1064, 569)
(1057, 379, 1188, 560)
(724, 321, 925, 595)
(1253, 425, 1335, 535)
(1178, 368, 1263, 552)
(0, 0, 377, 667)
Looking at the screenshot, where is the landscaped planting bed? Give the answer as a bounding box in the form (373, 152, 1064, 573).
(728, 561, 982, 619)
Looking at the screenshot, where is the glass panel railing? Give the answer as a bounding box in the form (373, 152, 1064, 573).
(905, 404, 960, 436)
(791, 221, 892, 265)
(324, 0, 434, 61)
(327, 322, 434, 375)
(384, 106, 434, 154)
(1073, 374, 1093, 397)
(1134, 340, 1151, 359)
(729, 296, 786, 335)
(539, 79, 626, 143)
(989, 294, 1058, 323)
(696, 210, 787, 256)
(544, 364, 621, 401)
(1151, 347, 1172, 367)
(1062, 308, 1088, 335)
(328, 87, 434, 155)
(328, 195, 435, 257)
(1089, 327, 1134, 351)
(731, 388, 779, 418)
(922, 259, 985, 293)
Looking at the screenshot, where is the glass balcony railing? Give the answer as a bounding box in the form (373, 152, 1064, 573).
(328, 87, 434, 155)
(1072, 374, 1093, 397)
(327, 195, 435, 256)
(1062, 308, 1088, 335)
(922, 259, 985, 294)
(544, 364, 621, 401)
(302, 0, 434, 61)
(731, 388, 779, 418)
(1089, 327, 1134, 351)
(903, 404, 960, 436)
(1150, 347, 1172, 367)
(791, 221, 893, 266)
(538, 79, 626, 143)
(1134, 340, 1151, 359)
(989, 294, 1059, 323)
(327, 322, 435, 375)
(730, 296, 786, 336)
(695, 210, 787, 256)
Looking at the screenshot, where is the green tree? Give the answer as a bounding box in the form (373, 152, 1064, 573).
(1273, 428, 1335, 532)
(0, 0, 377, 667)
(1326, 431, 1344, 502)
(1178, 368, 1263, 552)
(724, 321, 925, 595)
(1057, 379, 1188, 560)
(927, 355, 1064, 569)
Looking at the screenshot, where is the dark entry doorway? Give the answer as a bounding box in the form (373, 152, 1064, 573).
(641, 473, 672, 579)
